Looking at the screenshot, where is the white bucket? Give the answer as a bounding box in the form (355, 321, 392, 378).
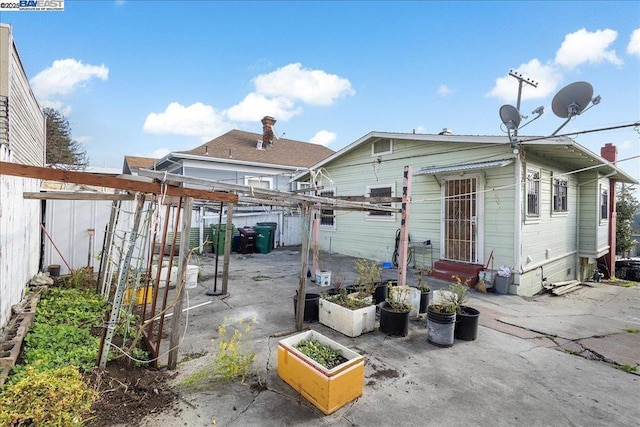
(315, 270, 331, 287)
(185, 265, 199, 289)
(151, 265, 177, 288)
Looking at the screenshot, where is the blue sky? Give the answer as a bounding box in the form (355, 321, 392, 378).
(3, 0, 639, 182)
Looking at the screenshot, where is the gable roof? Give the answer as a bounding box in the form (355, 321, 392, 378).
(174, 129, 334, 169)
(122, 155, 156, 174)
(292, 131, 636, 184)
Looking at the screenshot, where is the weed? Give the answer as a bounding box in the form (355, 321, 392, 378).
(619, 364, 638, 373)
(252, 275, 272, 281)
(623, 328, 639, 334)
(182, 317, 257, 389)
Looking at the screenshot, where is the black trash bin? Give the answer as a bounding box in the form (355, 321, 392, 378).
(238, 227, 257, 254)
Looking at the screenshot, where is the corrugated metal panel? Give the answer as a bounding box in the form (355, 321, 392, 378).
(414, 159, 513, 175)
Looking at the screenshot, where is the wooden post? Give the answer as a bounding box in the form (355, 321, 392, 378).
(295, 202, 312, 331)
(168, 196, 193, 370)
(221, 203, 234, 295)
(397, 166, 413, 286)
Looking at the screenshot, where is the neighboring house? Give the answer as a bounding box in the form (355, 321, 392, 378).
(151, 117, 333, 192)
(293, 131, 636, 296)
(0, 23, 45, 329)
(128, 116, 334, 247)
(122, 155, 156, 176)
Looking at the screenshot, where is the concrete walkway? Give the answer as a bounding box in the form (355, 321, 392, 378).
(131, 249, 640, 427)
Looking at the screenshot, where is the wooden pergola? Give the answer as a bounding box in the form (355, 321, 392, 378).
(1, 161, 414, 368)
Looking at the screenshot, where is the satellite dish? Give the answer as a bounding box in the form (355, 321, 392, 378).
(499, 104, 521, 130)
(551, 81, 593, 118)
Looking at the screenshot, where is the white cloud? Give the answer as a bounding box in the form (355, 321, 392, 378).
(309, 130, 336, 146)
(252, 63, 355, 106)
(487, 59, 562, 102)
(627, 28, 640, 56)
(437, 85, 453, 97)
(619, 139, 633, 150)
(150, 148, 171, 158)
(554, 28, 622, 69)
(226, 93, 301, 122)
(75, 135, 92, 144)
(144, 63, 353, 139)
(143, 102, 231, 140)
(39, 99, 72, 116)
(30, 58, 109, 99)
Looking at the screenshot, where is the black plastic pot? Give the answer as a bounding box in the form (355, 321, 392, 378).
(373, 281, 388, 305)
(426, 306, 456, 347)
(418, 290, 431, 314)
(379, 302, 410, 337)
(454, 306, 480, 341)
(293, 293, 321, 322)
(48, 264, 61, 277)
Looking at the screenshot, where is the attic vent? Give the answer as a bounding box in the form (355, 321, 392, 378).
(256, 140, 264, 150)
(372, 139, 392, 156)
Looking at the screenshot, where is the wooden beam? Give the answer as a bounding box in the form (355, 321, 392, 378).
(0, 162, 237, 203)
(397, 166, 413, 286)
(138, 168, 399, 213)
(335, 196, 403, 203)
(168, 196, 193, 370)
(23, 191, 135, 200)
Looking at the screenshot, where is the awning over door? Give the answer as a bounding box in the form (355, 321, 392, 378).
(414, 158, 514, 175)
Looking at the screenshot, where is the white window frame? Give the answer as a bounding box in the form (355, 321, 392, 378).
(600, 184, 609, 222)
(366, 183, 396, 221)
(372, 139, 393, 156)
(552, 177, 568, 214)
(319, 187, 336, 230)
(526, 168, 540, 218)
(244, 176, 273, 190)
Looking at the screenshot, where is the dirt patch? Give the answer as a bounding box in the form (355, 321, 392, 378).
(85, 358, 178, 427)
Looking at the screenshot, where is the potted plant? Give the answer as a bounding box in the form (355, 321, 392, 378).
(379, 285, 413, 337)
(447, 277, 481, 341)
(319, 264, 376, 337)
(277, 330, 365, 415)
(415, 268, 431, 314)
(345, 259, 381, 300)
(426, 278, 459, 347)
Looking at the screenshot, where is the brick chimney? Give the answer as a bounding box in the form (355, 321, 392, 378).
(600, 143, 617, 278)
(600, 142, 617, 163)
(261, 116, 276, 147)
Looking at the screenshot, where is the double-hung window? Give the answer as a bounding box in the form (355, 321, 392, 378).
(600, 185, 609, 221)
(319, 188, 336, 229)
(526, 169, 540, 217)
(553, 178, 568, 212)
(366, 184, 395, 220)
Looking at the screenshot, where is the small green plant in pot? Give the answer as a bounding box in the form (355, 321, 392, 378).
(350, 258, 382, 298)
(379, 285, 413, 336)
(415, 269, 431, 313)
(446, 276, 481, 341)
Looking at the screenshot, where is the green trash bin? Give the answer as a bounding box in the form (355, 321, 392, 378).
(212, 224, 235, 254)
(253, 225, 272, 254)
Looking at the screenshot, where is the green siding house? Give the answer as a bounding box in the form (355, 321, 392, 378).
(293, 132, 635, 297)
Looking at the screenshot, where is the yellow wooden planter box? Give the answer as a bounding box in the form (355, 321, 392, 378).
(277, 330, 364, 415)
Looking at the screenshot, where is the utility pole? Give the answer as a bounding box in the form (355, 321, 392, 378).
(508, 70, 538, 136)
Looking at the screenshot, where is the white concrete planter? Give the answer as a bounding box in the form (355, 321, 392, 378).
(319, 298, 376, 338)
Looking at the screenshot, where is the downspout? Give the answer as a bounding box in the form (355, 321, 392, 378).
(513, 152, 522, 290)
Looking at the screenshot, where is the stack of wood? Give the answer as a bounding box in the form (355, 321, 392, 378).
(542, 280, 584, 296)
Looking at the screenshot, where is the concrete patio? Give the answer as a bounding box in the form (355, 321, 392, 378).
(126, 247, 640, 427)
